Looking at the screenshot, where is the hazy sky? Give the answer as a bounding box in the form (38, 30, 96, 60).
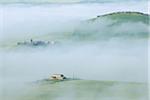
(0, 0, 147, 3)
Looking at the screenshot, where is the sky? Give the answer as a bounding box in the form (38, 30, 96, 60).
(0, 0, 147, 3)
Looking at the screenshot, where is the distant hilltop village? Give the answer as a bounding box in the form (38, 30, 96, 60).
(17, 39, 57, 47)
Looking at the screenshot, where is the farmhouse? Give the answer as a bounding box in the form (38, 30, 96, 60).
(50, 74, 66, 80)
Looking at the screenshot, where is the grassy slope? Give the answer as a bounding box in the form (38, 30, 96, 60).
(91, 12, 149, 24)
(15, 80, 148, 100)
(73, 12, 149, 40)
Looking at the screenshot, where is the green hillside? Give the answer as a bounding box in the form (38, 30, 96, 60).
(12, 80, 147, 100)
(73, 12, 150, 40)
(92, 12, 149, 24)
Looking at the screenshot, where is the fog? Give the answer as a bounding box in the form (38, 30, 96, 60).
(0, 0, 148, 83)
(0, 1, 148, 41)
(0, 39, 148, 82)
(0, 39, 148, 100)
(0, 0, 148, 82)
(0, 1, 149, 100)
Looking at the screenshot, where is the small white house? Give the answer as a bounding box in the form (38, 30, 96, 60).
(50, 74, 66, 80)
